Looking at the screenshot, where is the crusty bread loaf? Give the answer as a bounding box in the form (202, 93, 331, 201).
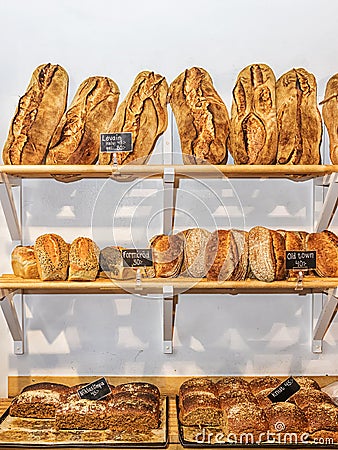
(68, 237, 99, 281)
(290, 388, 333, 409)
(277, 230, 308, 278)
(224, 403, 268, 442)
(179, 394, 222, 427)
(11, 245, 39, 279)
(2, 63, 68, 165)
(293, 376, 321, 390)
(34, 233, 69, 281)
(248, 226, 286, 282)
(99, 71, 168, 165)
(322, 73, 338, 164)
(303, 403, 338, 433)
(178, 228, 211, 278)
(169, 67, 230, 164)
(46, 76, 119, 165)
(305, 230, 338, 277)
(229, 63, 278, 165)
(249, 376, 281, 395)
(150, 234, 184, 277)
(229, 229, 249, 280)
(216, 377, 251, 395)
(265, 402, 308, 434)
(276, 68, 322, 165)
(55, 398, 110, 430)
(254, 388, 274, 409)
(219, 389, 258, 414)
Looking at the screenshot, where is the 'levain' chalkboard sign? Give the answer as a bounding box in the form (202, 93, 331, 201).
(77, 377, 111, 401)
(286, 250, 316, 270)
(268, 376, 300, 402)
(100, 132, 133, 153)
(122, 249, 153, 267)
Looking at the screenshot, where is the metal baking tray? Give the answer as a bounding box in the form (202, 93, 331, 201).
(176, 396, 338, 448)
(0, 396, 168, 448)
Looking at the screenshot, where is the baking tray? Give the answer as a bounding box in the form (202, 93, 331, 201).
(0, 396, 168, 448)
(176, 396, 338, 448)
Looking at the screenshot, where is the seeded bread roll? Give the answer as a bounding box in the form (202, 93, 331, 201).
(169, 67, 230, 164)
(99, 71, 168, 165)
(305, 230, 338, 277)
(276, 68, 322, 165)
(11, 245, 39, 279)
(178, 228, 211, 278)
(34, 233, 69, 281)
(248, 226, 286, 282)
(68, 237, 99, 281)
(3, 63, 68, 165)
(46, 76, 120, 166)
(150, 234, 184, 277)
(229, 63, 278, 165)
(322, 73, 338, 164)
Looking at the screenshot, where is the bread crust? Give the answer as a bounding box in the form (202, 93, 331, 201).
(150, 234, 184, 277)
(322, 73, 338, 164)
(178, 228, 211, 278)
(11, 245, 39, 279)
(34, 233, 69, 281)
(229, 64, 277, 164)
(276, 68, 322, 165)
(99, 71, 168, 165)
(205, 230, 239, 281)
(305, 230, 338, 277)
(3, 63, 68, 165)
(169, 67, 230, 164)
(68, 237, 99, 281)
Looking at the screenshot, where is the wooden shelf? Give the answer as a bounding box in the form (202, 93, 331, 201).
(0, 164, 337, 181)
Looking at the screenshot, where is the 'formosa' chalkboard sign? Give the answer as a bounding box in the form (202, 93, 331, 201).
(100, 132, 133, 153)
(122, 249, 153, 267)
(77, 377, 111, 401)
(286, 250, 316, 270)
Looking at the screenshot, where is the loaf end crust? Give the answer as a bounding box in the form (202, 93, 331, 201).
(322, 73, 338, 164)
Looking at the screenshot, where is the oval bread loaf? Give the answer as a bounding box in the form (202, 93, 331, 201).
(305, 230, 338, 277)
(321, 73, 338, 164)
(150, 234, 184, 278)
(68, 237, 99, 281)
(11, 245, 39, 279)
(34, 233, 69, 281)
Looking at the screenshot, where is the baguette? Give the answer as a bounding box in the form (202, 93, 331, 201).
(3, 63, 68, 165)
(321, 73, 338, 164)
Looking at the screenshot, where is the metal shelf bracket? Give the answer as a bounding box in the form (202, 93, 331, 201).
(0, 173, 21, 241)
(0, 289, 24, 354)
(162, 285, 177, 354)
(312, 287, 338, 353)
(163, 167, 177, 235)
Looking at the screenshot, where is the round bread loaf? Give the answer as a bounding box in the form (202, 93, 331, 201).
(11, 245, 39, 279)
(305, 230, 338, 277)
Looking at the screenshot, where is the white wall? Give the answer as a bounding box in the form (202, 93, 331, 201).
(0, 0, 338, 396)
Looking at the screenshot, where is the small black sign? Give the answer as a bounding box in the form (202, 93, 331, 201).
(122, 249, 153, 267)
(100, 132, 133, 153)
(268, 376, 300, 402)
(286, 250, 317, 270)
(77, 377, 111, 401)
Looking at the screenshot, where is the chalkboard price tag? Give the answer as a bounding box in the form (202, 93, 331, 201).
(100, 132, 133, 153)
(286, 250, 316, 270)
(77, 377, 111, 401)
(268, 376, 300, 402)
(122, 249, 153, 267)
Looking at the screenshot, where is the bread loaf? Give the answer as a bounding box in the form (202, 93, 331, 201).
(55, 399, 110, 430)
(178, 228, 211, 277)
(265, 402, 308, 435)
(34, 233, 69, 281)
(229, 63, 278, 165)
(305, 230, 338, 277)
(224, 403, 268, 442)
(169, 67, 230, 164)
(150, 234, 184, 277)
(303, 403, 338, 433)
(46, 76, 119, 165)
(68, 237, 99, 281)
(322, 73, 338, 164)
(249, 376, 281, 395)
(2, 63, 68, 165)
(276, 68, 322, 165)
(99, 71, 168, 165)
(11, 245, 39, 279)
(277, 230, 308, 278)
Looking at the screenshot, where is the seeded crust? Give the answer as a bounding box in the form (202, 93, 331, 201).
(21, 382, 69, 394)
(34, 233, 69, 281)
(113, 382, 160, 399)
(219, 389, 258, 413)
(46, 76, 120, 165)
(179, 393, 222, 427)
(290, 388, 333, 409)
(322, 73, 338, 164)
(99, 71, 168, 165)
(224, 403, 269, 441)
(293, 376, 321, 390)
(303, 403, 338, 433)
(305, 230, 338, 277)
(178, 228, 211, 278)
(249, 376, 281, 395)
(11, 245, 39, 279)
(179, 378, 217, 397)
(229, 63, 278, 165)
(55, 399, 111, 430)
(205, 230, 239, 281)
(276, 68, 322, 165)
(216, 377, 251, 395)
(10, 388, 66, 419)
(150, 234, 184, 277)
(254, 388, 274, 409)
(68, 237, 99, 281)
(2, 63, 68, 165)
(265, 402, 308, 434)
(169, 67, 230, 165)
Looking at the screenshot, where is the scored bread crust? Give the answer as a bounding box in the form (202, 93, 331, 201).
(99, 71, 168, 165)
(230, 229, 249, 281)
(169, 67, 230, 164)
(46, 76, 120, 165)
(3, 63, 68, 165)
(276, 68, 322, 165)
(205, 230, 239, 281)
(229, 63, 278, 165)
(150, 234, 184, 278)
(34, 233, 69, 281)
(68, 237, 99, 281)
(11, 245, 39, 279)
(178, 228, 211, 278)
(322, 73, 338, 164)
(305, 230, 338, 277)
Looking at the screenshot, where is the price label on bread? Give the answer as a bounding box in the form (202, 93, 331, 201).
(268, 376, 300, 402)
(122, 249, 153, 267)
(100, 132, 133, 152)
(286, 250, 316, 270)
(77, 377, 111, 401)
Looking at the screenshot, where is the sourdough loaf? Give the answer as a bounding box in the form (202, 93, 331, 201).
(229, 63, 278, 165)
(34, 233, 69, 281)
(322, 73, 338, 164)
(2, 63, 68, 165)
(11, 245, 39, 279)
(68, 237, 99, 281)
(178, 228, 211, 277)
(169, 67, 230, 164)
(305, 230, 338, 277)
(150, 234, 184, 277)
(46, 76, 119, 165)
(99, 71, 168, 165)
(276, 68, 322, 165)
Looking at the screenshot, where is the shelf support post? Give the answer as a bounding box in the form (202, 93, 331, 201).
(162, 285, 177, 354)
(0, 173, 21, 241)
(315, 173, 338, 231)
(0, 289, 24, 354)
(312, 287, 338, 353)
(163, 167, 177, 235)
